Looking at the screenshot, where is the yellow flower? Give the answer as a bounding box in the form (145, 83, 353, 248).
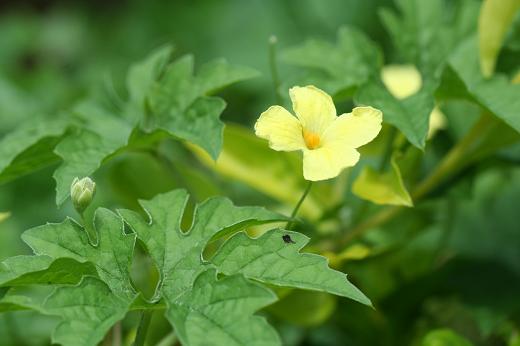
(255, 85, 383, 181)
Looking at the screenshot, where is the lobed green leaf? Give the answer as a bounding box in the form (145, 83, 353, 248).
(0, 119, 68, 184)
(211, 229, 371, 306)
(0, 256, 96, 287)
(168, 268, 280, 346)
(22, 210, 136, 299)
(43, 277, 134, 346)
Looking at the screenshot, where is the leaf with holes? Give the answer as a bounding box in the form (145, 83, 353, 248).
(118, 189, 288, 301)
(1, 188, 371, 346)
(120, 190, 370, 345)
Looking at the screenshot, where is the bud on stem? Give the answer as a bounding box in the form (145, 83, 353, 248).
(70, 177, 96, 214)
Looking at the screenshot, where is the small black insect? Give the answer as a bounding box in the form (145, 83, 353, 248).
(282, 234, 296, 244)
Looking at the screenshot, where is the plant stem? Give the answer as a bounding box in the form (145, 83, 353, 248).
(411, 114, 490, 200)
(133, 311, 153, 346)
(268, 35, 283, 105)
(156, 332, 178, 346)
(80, 212, 98, 246)
(335, 113, 491, 248)
(287, 181, 313, 229)
(112, 322, 121, 346)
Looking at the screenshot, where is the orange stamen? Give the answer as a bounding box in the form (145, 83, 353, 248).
(303, 130, 321, 150)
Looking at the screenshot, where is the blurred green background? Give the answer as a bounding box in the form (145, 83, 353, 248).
(0, 0, 392, 267)
(1, 1, 520, 346)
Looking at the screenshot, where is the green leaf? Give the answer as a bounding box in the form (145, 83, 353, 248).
(148, 54, 259, 159)
(422, 328, 473, 346)
(449, 38, 520, 133)
(162, 96, 226, 159)
(127, 45, 174, 112)
(355, 81, 435, 149)
(22, 209, 136, 298)
(0, 77, 40, 131)
(0, 287, 51, 312)
(16, 211, 138, 345)
(281, 26, 381, 96)
(168, 268, 280, 346)
(479, 0, 520, 77)
(119, 189, 287, 300)
(379, 0, 479, 76)
(0, 256, 96, 287)
(190, 123, 326, 219)
(53, 102, 132, 205)
(43, 277, 133, 346)
(0, 119, 67, 184)
(119, 189, 287, 345)
(352, 153, 413, 207)
(52, 48, 257, 205)
(211, 229, 371, 306)
(0, 291, 36, 312)
(196, 58, 261, 95)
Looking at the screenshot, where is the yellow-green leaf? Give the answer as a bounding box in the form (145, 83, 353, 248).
(479, 0, 520, 77)
(352, 153, 413, 207)
(331, 244, 372, 264)
(267, 290, 336, 327)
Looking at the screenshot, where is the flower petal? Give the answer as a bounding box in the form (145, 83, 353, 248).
(255, 105, 305, 151)
(427, 106, 446, 139)
(289, 85, 336, 135)
(322, 106, 382, 148)
(381, 65, 422, 100)
(302, 144, 360, 181)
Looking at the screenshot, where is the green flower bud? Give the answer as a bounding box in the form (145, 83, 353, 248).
(70, 177, 96, 214)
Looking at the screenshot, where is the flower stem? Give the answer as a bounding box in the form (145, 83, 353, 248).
(287, 181, 313, 230)
(80, 212, 98, 246)
(268, 35, 283, 105)
(133, 311, 153, 346)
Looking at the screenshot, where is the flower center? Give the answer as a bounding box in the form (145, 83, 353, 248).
(303, 130, 321, 150)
